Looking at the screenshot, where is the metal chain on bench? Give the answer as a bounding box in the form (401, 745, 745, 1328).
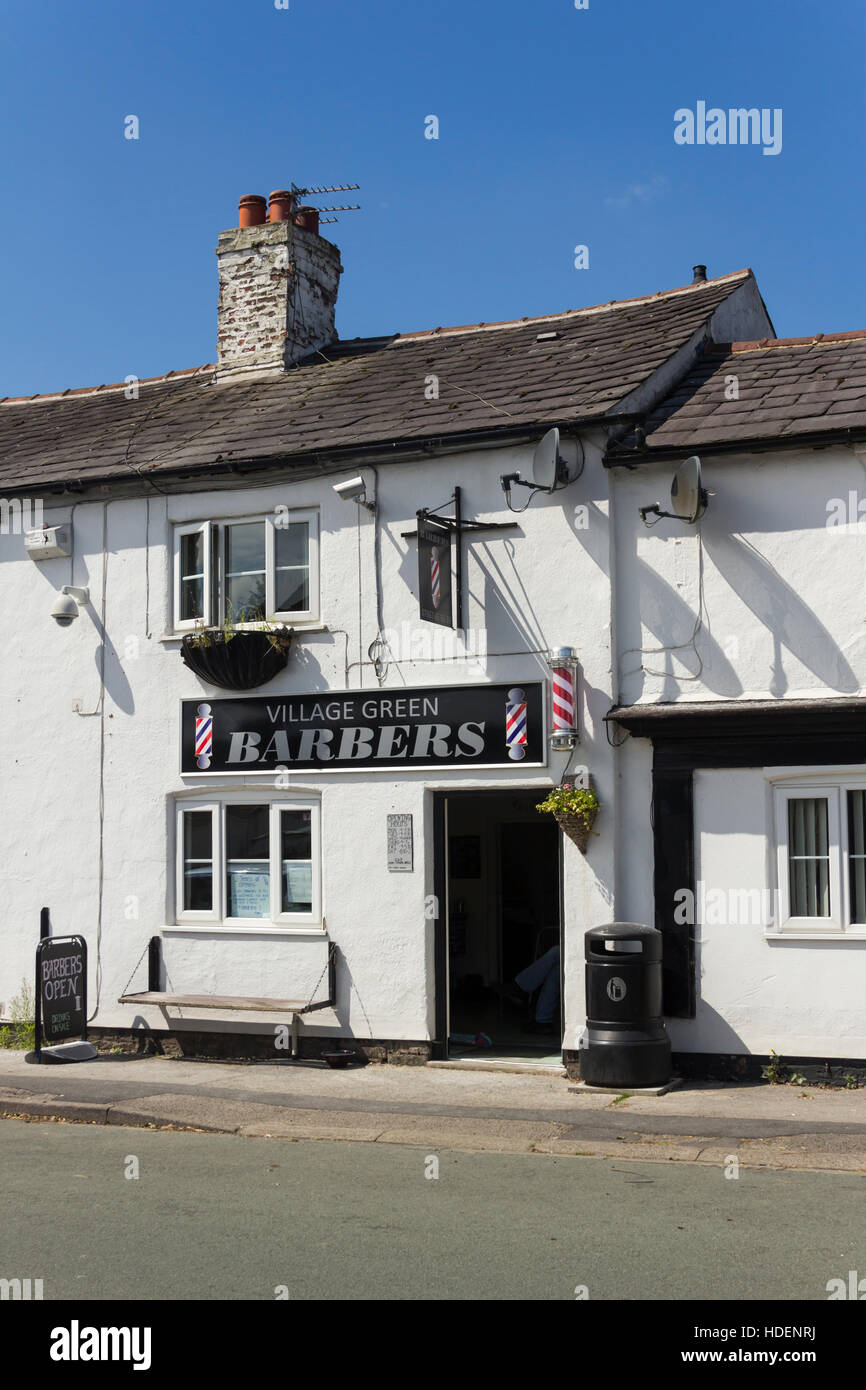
(302, 943, 333, 1011)
(120, 939, 332, 1010)
(120, 940, 152, 999)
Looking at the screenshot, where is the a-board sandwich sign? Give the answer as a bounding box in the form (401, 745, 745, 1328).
(35, 935, 88, 1054)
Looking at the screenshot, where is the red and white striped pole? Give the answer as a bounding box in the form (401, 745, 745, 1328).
(546, 647, 579, 749)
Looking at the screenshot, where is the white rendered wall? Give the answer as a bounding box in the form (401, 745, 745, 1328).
(613, 447, 866, 706)
(612, 445, 866, 1057)
(680, 768, 866, 1057)
(0, 434, 614, 1044)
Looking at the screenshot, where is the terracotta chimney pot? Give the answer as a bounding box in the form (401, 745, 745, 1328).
(294, 206, 319, 235)
(268, 190, 295, 223)
(238, 195, 267, 228)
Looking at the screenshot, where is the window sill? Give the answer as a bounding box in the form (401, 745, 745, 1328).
(165, 922, 326, 937)
(160, 624, 328, 646)
(765, 930, 866, 942)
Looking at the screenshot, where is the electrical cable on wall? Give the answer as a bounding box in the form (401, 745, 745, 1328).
(74, 499, 111, 1020)
(366, 463, 390, 684)
(557, 741, 587, 788)
(621, 526, 707, 683)
(604, 716, 630, 748)
(356, 506, 363, 684)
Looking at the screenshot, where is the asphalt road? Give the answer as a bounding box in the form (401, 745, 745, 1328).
(2, 1117, 865, 1301)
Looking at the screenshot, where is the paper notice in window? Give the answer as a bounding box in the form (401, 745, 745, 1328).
(227, 862, 270, 917)
(283, 862, 313, 910)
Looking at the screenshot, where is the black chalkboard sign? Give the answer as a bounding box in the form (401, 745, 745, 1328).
(36, 936, 88, 1048)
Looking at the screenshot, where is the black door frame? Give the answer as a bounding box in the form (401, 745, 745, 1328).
(431, 788, 564, 1060)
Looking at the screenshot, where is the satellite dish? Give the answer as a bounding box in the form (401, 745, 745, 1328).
(670, 455, 707, 523)
(531, 428, 585, 491)
(532, 428, 560, 490)
(638, 454, 709, 526)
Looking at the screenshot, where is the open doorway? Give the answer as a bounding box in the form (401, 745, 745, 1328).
(440, 790, 562, 1061)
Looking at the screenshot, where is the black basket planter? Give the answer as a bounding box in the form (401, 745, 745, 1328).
(180, 629, 293, 691)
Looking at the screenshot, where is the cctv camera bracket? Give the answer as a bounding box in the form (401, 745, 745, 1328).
(332, 476, 376, 511)
(61, 586, 90, 604)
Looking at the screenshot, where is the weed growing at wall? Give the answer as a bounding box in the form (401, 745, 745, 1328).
(0, 979, 35, 1050)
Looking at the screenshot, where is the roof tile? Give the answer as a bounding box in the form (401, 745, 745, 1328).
(0, 274, 751, 492)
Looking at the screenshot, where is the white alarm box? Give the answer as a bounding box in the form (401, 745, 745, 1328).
(25, 525, 72, 560)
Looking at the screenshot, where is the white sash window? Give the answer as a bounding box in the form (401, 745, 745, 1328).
(773, 779, 866, 933)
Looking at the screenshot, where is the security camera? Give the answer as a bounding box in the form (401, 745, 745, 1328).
(332, 475, 374, 510)
(333, 475, 366, 501)
(51, 593, 78, 626)
(51, 585, 89, 626)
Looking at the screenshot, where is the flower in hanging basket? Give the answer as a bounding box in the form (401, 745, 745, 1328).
(264, 627, 294, 653)
(536, 784, 600, 853)
(181, 616, 294, 691)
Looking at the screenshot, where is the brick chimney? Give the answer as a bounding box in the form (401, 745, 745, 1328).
(215, 190, 343, 381)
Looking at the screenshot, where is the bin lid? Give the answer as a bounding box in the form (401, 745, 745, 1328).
(585, 922, 660, 941)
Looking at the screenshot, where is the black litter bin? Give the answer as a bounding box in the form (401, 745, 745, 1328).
(581, 923, 671, 1087)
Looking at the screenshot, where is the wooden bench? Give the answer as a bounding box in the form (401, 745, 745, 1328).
(120, 940, 336, 1057)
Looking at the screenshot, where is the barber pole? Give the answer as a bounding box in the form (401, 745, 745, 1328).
(195, 703, 213, 769)
(505, 687, 527, 760)
(431, 547, 441, 608)
(552, 664, 574, 730)
(546, 647, 579, 749)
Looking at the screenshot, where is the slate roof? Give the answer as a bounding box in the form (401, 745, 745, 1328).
(0, 271, 753, 494)
(627, 332, 866, 457)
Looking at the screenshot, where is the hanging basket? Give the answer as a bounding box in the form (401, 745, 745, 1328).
(553, 811, 597, 853)
(180, 628, 293, 691)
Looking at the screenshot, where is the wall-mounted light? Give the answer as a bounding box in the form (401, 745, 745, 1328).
(51, 585, 89, 628)
(332, 475, 376, 513)
(545, 646, 579, 749)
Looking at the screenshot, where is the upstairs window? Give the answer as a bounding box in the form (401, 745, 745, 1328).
(179, 527, 210, 624)
(173, 510, 319, 630)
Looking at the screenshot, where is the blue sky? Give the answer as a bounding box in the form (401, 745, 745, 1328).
(2, 0, 863, 396)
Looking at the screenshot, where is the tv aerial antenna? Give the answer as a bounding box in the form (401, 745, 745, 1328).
(290, 182, 361, 225)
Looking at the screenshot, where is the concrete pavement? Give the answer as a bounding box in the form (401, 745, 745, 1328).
(2, 1049, 866, 1171)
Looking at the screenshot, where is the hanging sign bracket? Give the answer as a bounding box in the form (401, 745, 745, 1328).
(402, 487, 520, 630)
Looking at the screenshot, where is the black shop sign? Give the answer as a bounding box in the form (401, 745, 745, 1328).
(181, 681, 546, 773)
(36, 936, 88, 1046)
(417, 517, 453, 628)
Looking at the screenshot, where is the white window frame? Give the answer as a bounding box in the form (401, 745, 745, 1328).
(173, 521, 213, 632)
(173, 794, 322, 933)
(769, 774, 866, 936)
(175, 801, 221, 924)
(270, 803, 321, 926)
(266, 510, 319, 627)
(774, 784, 842, 933)
(172, 510, 319, 632)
